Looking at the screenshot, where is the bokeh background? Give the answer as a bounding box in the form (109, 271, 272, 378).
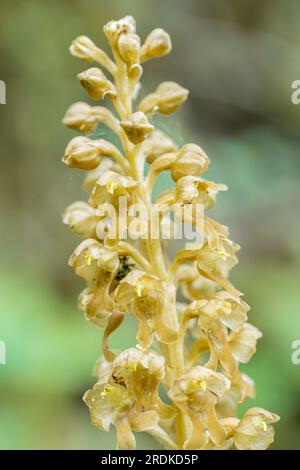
(1, 0, 300, 450)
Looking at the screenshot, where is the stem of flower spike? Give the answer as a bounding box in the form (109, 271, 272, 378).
(112, 56, 188, 450)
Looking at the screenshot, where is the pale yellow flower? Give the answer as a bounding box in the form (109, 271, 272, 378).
(115, 270, 178, 349)
(62, 201, 102, 238)
(84, 348, 175, 449)
(84, 381, 135, 448)
(69, 238, 119, 285)
(214, 291, 250, 330)
(175, 176, 227, 208)
(88, 170, 138, 208)
(174, 237, 240, 294)
(233, 408, 280, 450)
(196, 239, 240, 290)
(185, 291, 249, 332)
(171, 366, 231, 448)
(183, 301, 235, 374)
(69, 239, 120, 326)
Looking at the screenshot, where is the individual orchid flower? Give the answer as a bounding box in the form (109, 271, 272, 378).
(68, 239, 119, 325)
(232, 408, 280, 450)
(62, 201, 103, 238)
(89, 170, 138, 208)
(175, 176, 227, 209)
(183, 294, 252, 374)
(114, 270, 178, 349)
(228, 322, 263, 363)
(170, 366, 231, 449)
(84, 348, 176, 449)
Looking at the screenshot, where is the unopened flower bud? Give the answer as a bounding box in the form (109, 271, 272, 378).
(77, 67, 116, 100)
(62, 102, 99, 132)
(103, 16, 136, 43)
(70, 36, 99, 61)
(171, 144, 210, 181)
(118, 33, 141, 66)
(140, 28, 172, 62)
(156, 82, 189, 115)
(120, 111, 154, 144)
(63, 136, 101, 169)
(63, 137, 121, 170)
(139, 81, 189, 115)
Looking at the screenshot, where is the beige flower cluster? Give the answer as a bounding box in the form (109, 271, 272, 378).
(62, 15, 279, 450)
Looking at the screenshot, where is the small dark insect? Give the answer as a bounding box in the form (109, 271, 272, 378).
(115, 256, 135, 281)
(111, 372, 126, 387)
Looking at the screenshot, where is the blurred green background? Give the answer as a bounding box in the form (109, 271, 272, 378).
(1, 0, 300, 450)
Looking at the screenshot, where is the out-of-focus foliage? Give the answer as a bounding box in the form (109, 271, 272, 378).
(0, 0, 300, 449)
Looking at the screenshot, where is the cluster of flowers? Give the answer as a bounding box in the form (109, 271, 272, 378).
(62, 15, 279, 450)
